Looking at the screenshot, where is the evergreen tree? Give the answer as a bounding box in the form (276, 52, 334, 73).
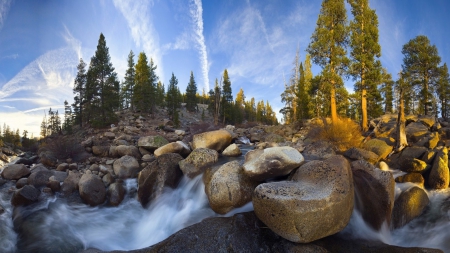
(85, 33, 120, 127)
(72, 58, 87, 127)
(380, 68, 394, 114)
(148, 58, 159, 113)
(40, 112, 48, 138)
(221, 69, 233, 124)
(134, 52, 151, 112)
(13, 129, 21, 148)
(402, 35, 441, 115)
(280, 49, 302, 123)
(235, 88, 245, 124)
(297, 62, 312, 120)
(437, 63, 450, 119)
(307, 0, 349, 123)
(186, 71, 198, 112)
(122, 50, 135, 109)
(208, 79, 221, 125)
(166, 73, 181, 120)
(63, 100, 73, 133)
(348, 0, 382, 131)
(156, 81, 165, 107)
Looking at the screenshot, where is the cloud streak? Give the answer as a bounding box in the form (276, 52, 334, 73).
(112, 0, 164, 79)
(0, 0, 12, 31)
(189, 0, 210, 91)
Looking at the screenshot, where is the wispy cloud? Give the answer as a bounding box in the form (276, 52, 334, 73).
(189, 0, 210, 91)
(0, 0, 13, 31)
(0, 53, 19, 60)
(163, 31, 191, 51)
(62, 24, 82, 60)
(112, 0, 164, 79)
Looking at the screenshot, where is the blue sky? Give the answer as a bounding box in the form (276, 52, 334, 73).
(0, 0, 449, 137)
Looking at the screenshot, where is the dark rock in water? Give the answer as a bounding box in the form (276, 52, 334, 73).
(11, 185, 40, 206)
(27, 169, 54, 188)
(1, 164, 30, 180)
(392, 186, 430, 229)
(78, 174, 106, 206)
(0, 204, 4, 214)
(2, 147, 16, 156)
(61, 171, 81, 195)
(15, 157, 35, 166)
(81, 212, 443, 253)
(0, 178, 6, 186)
(138, 153, 183, 207)
(16, 178, 28, 189)
(108, 182, 125, 206)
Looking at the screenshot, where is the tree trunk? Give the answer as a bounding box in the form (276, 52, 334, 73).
(330, 82, 338, 123)
(395, 88, 408, 153)
(361, 88, 368, 131)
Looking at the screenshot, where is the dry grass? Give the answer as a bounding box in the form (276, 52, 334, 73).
(40, 135, 89, 162)
(307, 117, 363, 152)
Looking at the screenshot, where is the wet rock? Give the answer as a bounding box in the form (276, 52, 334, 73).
(154, 141, 191, 157)
(221, 144, 242, 157)
(1, 164, 30, 180)
(108, 182, 125, 206)
(395, 173, 425, 188)
(351, 160, 395, 230)
(243, 146, 304, 181)
(47, 178, 61, 192)
(61, 171, 81, 195)
(428, 147, 449, 189)
(192, 129, 232, 152)
(27, 169, 54, 188)
(78, 174, 106, 206)
(344, 147, 379, 164)
(102, 173, 114, 187)
(137, 135, 169, 151)
(253, 155, 354, 243)
(16, 178, 28, 189)
(179, 148, 218, 178)
(138, 153, 183, 207)
(392, 186, 429, 229)
(302, 140, 336, 161)
(203, 161, 257, 214)
(11, 185, 40, 206)
(113, 155, 140, 179)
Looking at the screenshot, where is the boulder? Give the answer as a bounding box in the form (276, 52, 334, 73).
(56, 163, 69, 171)
(395, 173, 425, 188)
(113, 145, 141, 159)
(344, 147, 379, 164)
(221, 144, 242, 157)
(108, 182, 125, 206)
(419, 116, 436, 128)
(253, 155, 354, 243)
(27, 169, 54, 188)
(104, 132, 115, 140)
(16, 178, 28, 189)
(113, 155, 140, 179)
(179, 148, 218, 178)
(78, 174, 106, 206)
(428, 147, 449, 189)
(406, 122, 429, 142)
(203, 161, 257, 214)
(138, 153, 183, 206)
(61, 171, 81, 195)
(102, 173, 114, 187)
(351, 160, 395, 230)
(92, 146, 110, 157)
(302, 140, 336, 161)
(141, 154, 155, 162)
(154, 141, 191, 157)
(11, 185, 40, 206)
(39, 151, 57, 167)
(392, 186, 429, 229)
(47, 177, 61, 192)
(363, 139, 392, 160)
(137, 135, 169, 151)
(243, 146, 304, 181)
(1, 164, 30, 180)
(263, 133, 285, 143)
(192, 129, 232, 152)
(0, 152, 9, 163)
(389, 146, 428, 171)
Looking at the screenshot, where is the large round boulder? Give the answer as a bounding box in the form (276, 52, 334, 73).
(243, 146, 304, 181)
(192, 129, 232, 152)
(113, 155, 140, 179)
(302, 140, 336, 161)
(344, 147, 379, 164)
(395, 173, 425, 188)
(179, 148, 218, 178)
(406, 122, 429, 142)
(253, 155, 354, 243)
(154, 141, 191, 157)
(11, 185, 40, 206)
(428, 147, 449, 189)
(27, 169, 54, 188)
(108, 182, 125, 206)
(39, 151, 58, 167)
(221, 144, 242, 157)
(392, 186, 429, 229)
(109, 145, 141, 159)
(137, 135, 169, 151)
(92, 146, 110, 157)
(1, 164, 30, 180)
(78, 174, 106, 206)
(351, 160, 395, 230)
(363, 139, 393, 161)
(203, 161, 258, 214)
(61, 170, 81, 195)
(138, 153, 183, 207)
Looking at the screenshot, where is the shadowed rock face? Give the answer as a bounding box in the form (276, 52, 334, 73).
(80, 212, 443, 253)
(392, 186, 430, 229)
(252, 155, 354, 243)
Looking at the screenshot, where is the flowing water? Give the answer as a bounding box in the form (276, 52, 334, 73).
(1, 145, 450, 252)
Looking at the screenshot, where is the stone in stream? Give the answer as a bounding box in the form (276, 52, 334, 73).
(1, 164, 30, 180)
(113, 155, 140, 179)
(78, 174, 106, 206)
(11, 185, 40, 206)
(253, 155, 354, 243)
(392, 186, 429, 229)
(428, 147, 449, 190)
(221, 144, 242, 157)
(154, 141, 191, 157)
(191, 129, 232, 152)
(179, 148, 218, 178)
(108, 182, 125, 206)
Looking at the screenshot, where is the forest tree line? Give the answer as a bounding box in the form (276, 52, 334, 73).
(281, 0, 450, 131)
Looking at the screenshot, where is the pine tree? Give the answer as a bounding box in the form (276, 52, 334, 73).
(235, 88, 245, 124)
(280, 49, 302, 123)
(221, 69, 233, 124)
(40, 112, 48, 138)
(297, 62, 312, 120)
(122, 50, 135, 109)
(156, 81, 165, 107)
(72, 58, 87, 127)
(208, 79, 221, 125)
(134, 52, 151, 112)
(380, 68, 394, 114)
(63, 100, 73, 133)
(166, 73, 181, 120)
(437, 63, 450, 119)
(186, 71, 198, 112)
(307, 0, 349, 123)
(402, 35, 441, 115)
(85, 33, 120, 127)
(148, 58, 159, 113)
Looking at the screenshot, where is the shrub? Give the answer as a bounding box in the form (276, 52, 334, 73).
(306, 117, 363, 152)
(40, 135, 89, 162)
